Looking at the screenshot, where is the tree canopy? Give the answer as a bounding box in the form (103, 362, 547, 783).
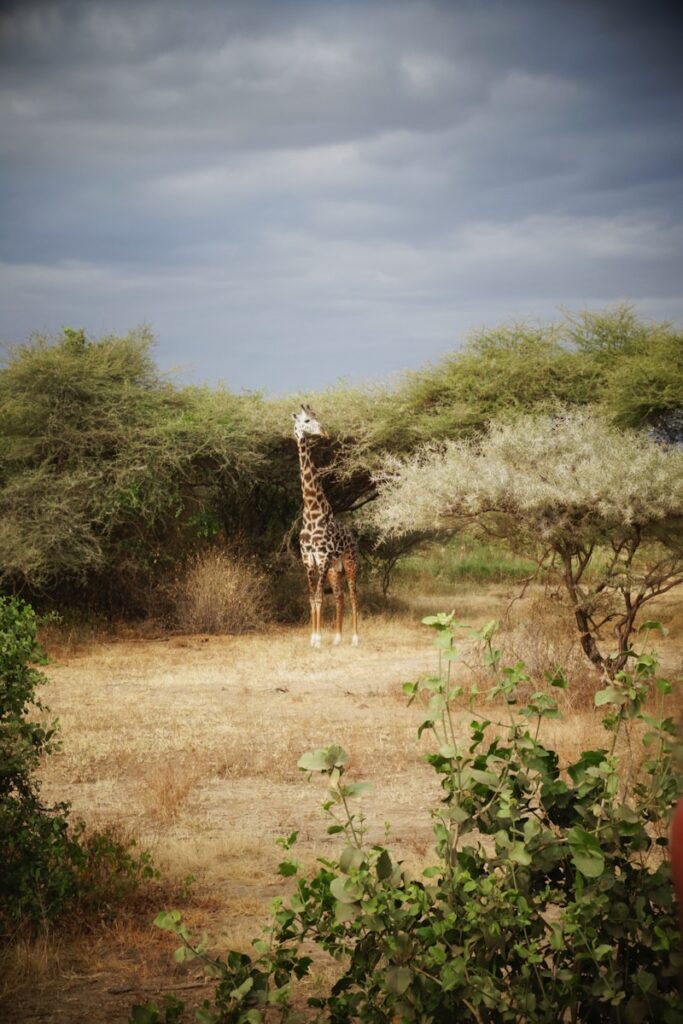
(371, 411, 683, 675)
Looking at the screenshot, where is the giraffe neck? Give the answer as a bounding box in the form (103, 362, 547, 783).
(297, 436, 332, 522)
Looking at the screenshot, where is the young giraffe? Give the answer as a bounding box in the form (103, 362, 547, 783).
(292, 404, 359, 648)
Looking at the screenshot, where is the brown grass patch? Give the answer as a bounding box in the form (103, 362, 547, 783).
(499, 592, 601, 709)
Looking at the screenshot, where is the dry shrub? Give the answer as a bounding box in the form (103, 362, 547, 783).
(171, 550, 271, 634)
(500, 593, 601, 709)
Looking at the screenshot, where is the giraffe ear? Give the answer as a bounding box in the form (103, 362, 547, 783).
(291, 412, 298, 421)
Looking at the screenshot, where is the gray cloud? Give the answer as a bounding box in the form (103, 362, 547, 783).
(1, 0, 682, 390)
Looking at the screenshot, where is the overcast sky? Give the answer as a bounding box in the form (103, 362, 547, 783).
(1, 0, 682, 392)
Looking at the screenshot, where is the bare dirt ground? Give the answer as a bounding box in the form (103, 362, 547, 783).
(4, 585, 683, 1023)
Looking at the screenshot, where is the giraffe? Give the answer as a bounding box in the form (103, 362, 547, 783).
(291, 404, 359, 648)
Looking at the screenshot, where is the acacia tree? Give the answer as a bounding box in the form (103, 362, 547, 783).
(372, 410, 683, 678)
(0, 328, 268, 608)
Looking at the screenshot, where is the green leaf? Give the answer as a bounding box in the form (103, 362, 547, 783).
(616, 803, 639, 824)
(330, 876, 363, 903)
(298, 746, 348, 772)
(385, 965, 412, 995)
(376, 849, 392, 880)
(546, 668, 569, 689)
(480, 618, 500, 640)
(422, 612, 455, 627)
(508, 842, 532, 866)
(594, 686, 624, 707)
(638, 620, 668, 636)
(342, 781, 372, 798)
(470, 769, 499, 787)
(635, 970, 656, 994)
(549, 923, 564, 951)
(196, 1008, 219, 1024)
(230, 977, 254, 1002)
(567, 827, 605, 878)
(448, 803, 471, 824)
(339, 845, 365, 873)
(334, 900, 359, 923)
(154, 910, 182, 931)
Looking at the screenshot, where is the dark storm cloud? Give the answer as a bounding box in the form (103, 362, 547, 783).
(1, 0, 682, 389)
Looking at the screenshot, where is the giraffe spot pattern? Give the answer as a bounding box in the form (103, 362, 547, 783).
(293, 407, 360, 642)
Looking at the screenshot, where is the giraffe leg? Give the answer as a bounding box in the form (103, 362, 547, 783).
(305, 564, 321, 647)
(313, 556, 333, 646)
(328, 565, 344, 645)
(342, 550, 359, 646)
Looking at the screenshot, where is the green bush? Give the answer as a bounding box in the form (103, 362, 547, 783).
(140, 615, 682, 1023)
(0, 596, 155, 936)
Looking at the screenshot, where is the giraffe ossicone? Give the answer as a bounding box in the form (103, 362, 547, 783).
(292, 404, 360, 648)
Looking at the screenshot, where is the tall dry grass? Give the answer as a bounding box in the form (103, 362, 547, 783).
(499, 593, 601, 709)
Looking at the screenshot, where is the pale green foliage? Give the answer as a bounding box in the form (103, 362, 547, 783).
(373, 411, 683, 675)
(373, 410, 683, 541)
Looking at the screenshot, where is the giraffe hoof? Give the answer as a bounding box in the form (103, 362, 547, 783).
(351, 634, 360, 647)
(333, 633, 342, 646)
(310, 634, 322, 649)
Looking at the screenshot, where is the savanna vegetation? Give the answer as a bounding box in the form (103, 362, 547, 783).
(1, 305, 683, 1022)
(1, 306, 682, 631)
(138, 616, 683, 1023)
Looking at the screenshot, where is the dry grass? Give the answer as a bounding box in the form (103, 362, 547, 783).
(5, 583, 682, 1021)
(169, 550, 271, 634)
(498, 591, 601, 709)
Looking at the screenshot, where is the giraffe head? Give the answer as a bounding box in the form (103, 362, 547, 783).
(292, 404, 328, 441)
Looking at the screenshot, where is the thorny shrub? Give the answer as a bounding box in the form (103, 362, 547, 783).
(134, 615, 682, 1023)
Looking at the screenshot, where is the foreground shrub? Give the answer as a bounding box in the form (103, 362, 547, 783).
(170, 550, 271, 634)
(138, 615, 682, 1023)
(0, 596, 155, 936)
